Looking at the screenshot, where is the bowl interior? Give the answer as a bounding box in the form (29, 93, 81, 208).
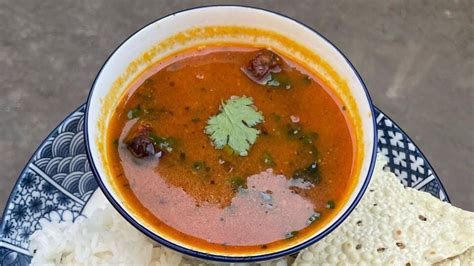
(85, 5, 376, 261)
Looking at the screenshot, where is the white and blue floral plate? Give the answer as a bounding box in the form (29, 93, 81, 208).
(0, 105, 450, 265)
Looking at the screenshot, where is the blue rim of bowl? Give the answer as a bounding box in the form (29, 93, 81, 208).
(84, 5, 378, 263)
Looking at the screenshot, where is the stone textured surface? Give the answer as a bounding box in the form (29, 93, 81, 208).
(0, 0, 472, 211)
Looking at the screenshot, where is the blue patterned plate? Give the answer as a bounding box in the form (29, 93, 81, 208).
(0, 105, 450, 265)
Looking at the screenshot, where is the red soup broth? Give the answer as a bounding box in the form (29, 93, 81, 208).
(106, 45, 354, 254)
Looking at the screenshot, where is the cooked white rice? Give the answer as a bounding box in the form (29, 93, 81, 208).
(29, 197, 290, 265)
(29, 201, 292, 266)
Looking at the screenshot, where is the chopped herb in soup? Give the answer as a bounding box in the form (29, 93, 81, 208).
(106, 46, 354, 254)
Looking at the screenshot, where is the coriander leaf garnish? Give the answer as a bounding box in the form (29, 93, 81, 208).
(205, 96, 264, 156)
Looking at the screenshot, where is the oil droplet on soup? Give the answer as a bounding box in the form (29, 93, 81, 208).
(107, 46, 354, 254)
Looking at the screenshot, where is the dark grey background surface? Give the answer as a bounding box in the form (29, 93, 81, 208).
(0, 1, 472, 211)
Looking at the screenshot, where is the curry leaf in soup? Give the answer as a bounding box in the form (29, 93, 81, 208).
(266, 78, 280, 87)
(293, 162, 321, 184)
(127, 105, 141, 119)
(326, 200, 336, 209)
(266, 73, 292, 90)
(302, 74, 312, 85)
(307, 212, 321, 225)
(148, 133, 177, 152)
(285, 123, 302, 137)
(205, 96, 264, 156)
(230, 176, 246, 191)
(192, 161, 208, 171)
(302, 132, 318, 145)
(285, 231, 298, 239)
(262, 152, 274, 167)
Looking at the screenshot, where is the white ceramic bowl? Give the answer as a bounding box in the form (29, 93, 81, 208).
(85, 5, 377, 262)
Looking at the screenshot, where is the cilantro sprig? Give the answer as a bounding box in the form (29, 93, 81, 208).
(205, 96, 264, 156)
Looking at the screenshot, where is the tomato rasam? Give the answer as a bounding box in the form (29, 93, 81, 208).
(106, 45, 354, 254)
